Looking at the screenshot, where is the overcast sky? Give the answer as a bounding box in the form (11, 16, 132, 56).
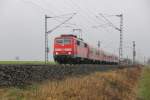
(0, 0, 150, 62)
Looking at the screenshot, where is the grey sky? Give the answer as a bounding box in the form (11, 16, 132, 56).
(0, 0, 150, 62)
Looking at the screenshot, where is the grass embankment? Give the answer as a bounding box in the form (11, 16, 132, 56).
(0, 61, 56, 65)
(0, 67, 142, 100)
(138, 66, 150, 100)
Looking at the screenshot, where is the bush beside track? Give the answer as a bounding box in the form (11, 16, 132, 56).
(0, 64, 135, 86)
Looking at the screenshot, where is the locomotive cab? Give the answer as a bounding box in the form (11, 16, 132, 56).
(53, 34, 77, 64)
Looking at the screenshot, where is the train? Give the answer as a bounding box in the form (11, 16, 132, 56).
(53, 34, 119, 64)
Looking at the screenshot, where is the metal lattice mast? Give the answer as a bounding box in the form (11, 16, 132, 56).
(133, 41, 136, 64)
(98, 41, 101, 49)
(118, 14, 123, 64)
(45, 15, 49, 64)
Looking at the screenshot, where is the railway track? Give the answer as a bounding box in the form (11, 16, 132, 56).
(0, 64, 133, 86)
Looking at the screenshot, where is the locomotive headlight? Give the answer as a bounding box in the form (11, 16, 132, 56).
(55, 52, 59, 55)
(68, 52, 71, 55)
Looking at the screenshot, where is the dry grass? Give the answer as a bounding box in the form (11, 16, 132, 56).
(0, 67, 142, 100)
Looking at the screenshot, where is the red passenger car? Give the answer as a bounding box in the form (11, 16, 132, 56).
(53, 34, 118, 64)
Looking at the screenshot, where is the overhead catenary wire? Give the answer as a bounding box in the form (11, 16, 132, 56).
(41, 0, 65, 14)
(47, 13, 77, 34)
(22, 0, 78, 29)
(22, 0, 121, 36)
(65, 0, 121, 47)
(63, 0, 106, 40)
(68, 0, 101, 26)
(26, 0, 105, 37)
(72, 1, 107, 27)
(93, 13, 123, 35)
(62, 0, 97, 28)
(98, 13, 120, 31)
(59, 0, 92, 36)
(21, 0, 57, 16)
(34, 0, 86, 33)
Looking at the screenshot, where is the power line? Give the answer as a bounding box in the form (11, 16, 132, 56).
(40, 0, 65, 14)
(60, 0, 93, 37)
(68, 0, 114, 30)
(40, 0, 88, 35)
(65, 0, 111, 42)
(22, 0, 57, 16)
(47, 13, 77, 33)
(67, 0, 100, 27)
(98, 13, 121, 31)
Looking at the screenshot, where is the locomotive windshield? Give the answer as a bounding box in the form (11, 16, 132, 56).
(56, 39, 63, 44)
(64, 39, 71, 44)
(56, 38, 71, 44)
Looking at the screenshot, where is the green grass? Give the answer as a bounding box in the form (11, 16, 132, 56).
(6, 88, 25, 100)
(138, 66, 150, 100)
(0, 61, 57, 65)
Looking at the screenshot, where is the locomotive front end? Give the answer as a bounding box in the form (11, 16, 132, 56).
(53, 35, 76, 64)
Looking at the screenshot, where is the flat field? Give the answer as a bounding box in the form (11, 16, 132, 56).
(0, 66, 142, 100)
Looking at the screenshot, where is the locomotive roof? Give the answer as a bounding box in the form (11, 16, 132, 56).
(58, 34, 84, 41)
(60, 34, 77, 38)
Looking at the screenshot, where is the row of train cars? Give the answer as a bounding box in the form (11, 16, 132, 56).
(53, 34, 119, 64)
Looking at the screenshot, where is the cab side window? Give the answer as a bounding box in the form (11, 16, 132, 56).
(56, 39, 63, 44)
(80, 42, 84, 47)
(77, 40, 80, 46)
(84, 43, 87, 48)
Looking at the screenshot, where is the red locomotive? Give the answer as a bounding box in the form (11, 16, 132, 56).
(53, 34, 118, 64)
